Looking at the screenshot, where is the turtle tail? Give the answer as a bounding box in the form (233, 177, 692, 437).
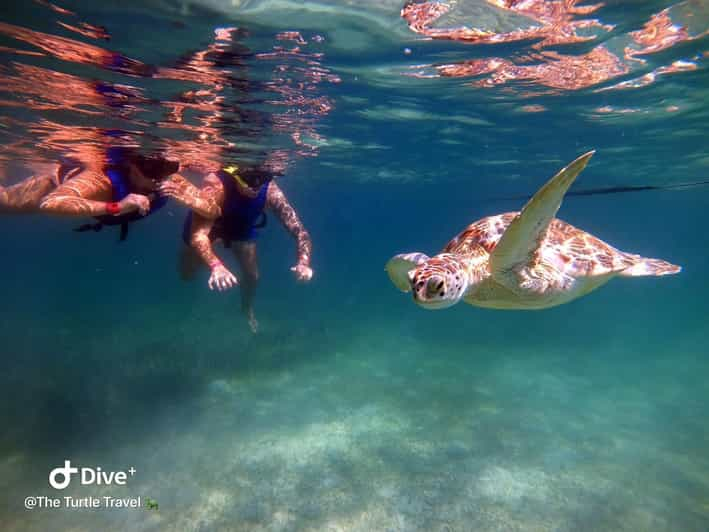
(618, 254, 682, 277)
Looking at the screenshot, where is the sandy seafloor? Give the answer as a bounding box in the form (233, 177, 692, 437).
(2, 309, 708, 531)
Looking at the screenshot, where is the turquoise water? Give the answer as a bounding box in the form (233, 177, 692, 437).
(1, 1, 708, 530)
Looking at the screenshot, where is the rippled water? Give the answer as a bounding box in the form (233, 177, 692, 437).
(1, 0, 707, 184)
(1, 1, 708, 531)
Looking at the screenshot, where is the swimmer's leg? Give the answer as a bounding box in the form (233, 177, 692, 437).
(234, 241, 259, 333)
(0, 175, 57, 213)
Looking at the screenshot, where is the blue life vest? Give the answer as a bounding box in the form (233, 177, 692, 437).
(73, 148, 167, 241)
(182, 170, 269, 246)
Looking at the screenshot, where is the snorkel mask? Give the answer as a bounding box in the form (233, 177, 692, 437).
(223, 164, 272, 197)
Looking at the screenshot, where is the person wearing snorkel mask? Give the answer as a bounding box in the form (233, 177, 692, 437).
(159, 161, 313, 334)
(39, 147, 180, 241)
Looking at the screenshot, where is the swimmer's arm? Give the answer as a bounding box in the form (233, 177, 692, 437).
(189, 214, 222, 267)
(39, 171, 148, 216)
(189, 214, 238, 290)
(40, 195, 119, 216)
(266, 181, 312, 267)
(159, 173, 224, 219)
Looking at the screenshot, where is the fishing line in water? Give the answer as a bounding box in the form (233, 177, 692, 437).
(494, 179, 709, 201)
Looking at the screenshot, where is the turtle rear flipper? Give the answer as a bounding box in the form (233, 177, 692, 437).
(490, 151, 594, 288)
(386, 253, 430, 292)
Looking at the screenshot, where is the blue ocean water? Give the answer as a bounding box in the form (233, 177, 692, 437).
(0, 1, 708, 530)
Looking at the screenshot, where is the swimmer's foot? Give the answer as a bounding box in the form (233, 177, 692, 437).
(247, 310, 258, 334)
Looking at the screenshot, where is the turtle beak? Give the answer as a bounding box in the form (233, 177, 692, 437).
(425, 275, 445, 299)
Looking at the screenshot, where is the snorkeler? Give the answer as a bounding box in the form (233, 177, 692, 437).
(38, 147, 180, 240)
(159, 163, 313, 333)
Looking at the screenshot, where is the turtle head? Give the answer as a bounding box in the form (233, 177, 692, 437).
(409, 254, 468, 310)
(386, 252, 469, 310)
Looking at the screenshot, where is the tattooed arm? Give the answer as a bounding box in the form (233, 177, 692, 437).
(266, 181, 313, 281)
(39, 170, 149, 216)
(159, 173, 224, 219)
(189, 213, 238, 291)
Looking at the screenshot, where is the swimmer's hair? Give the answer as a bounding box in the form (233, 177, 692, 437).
(240, 166, 273, 187)
(139, 156, 179, 180)
(106, 147, 179, 180)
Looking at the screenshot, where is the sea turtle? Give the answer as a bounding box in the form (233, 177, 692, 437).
(386, 151, 681, 310)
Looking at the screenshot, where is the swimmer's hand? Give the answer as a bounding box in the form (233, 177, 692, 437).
(158, 174, 197, 204)
(209, 263, 238, 291)
(159, 175, 222, 219)
(291, 263, 313, 282)
(118, 193, 150, 216)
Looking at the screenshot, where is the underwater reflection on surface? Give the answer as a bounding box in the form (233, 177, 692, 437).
(402, 0, 706, 92)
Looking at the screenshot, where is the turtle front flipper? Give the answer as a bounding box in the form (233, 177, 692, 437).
(490, 151, 594, 288)
(385, 252, 430, 292)
(618, 255, 681, 277)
